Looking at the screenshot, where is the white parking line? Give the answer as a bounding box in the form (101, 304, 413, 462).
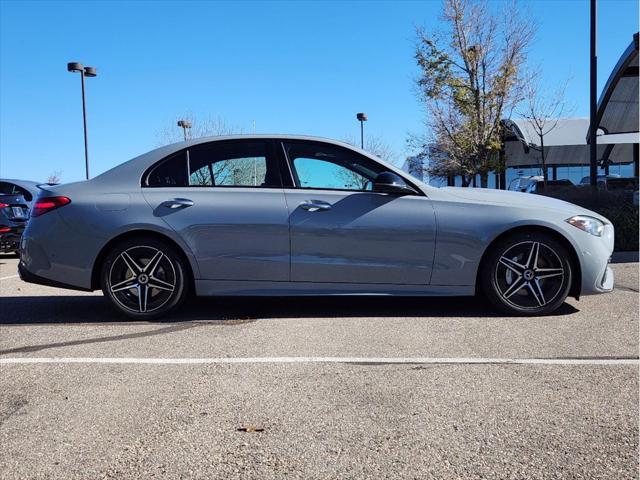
(0, 274, 19, 281)
(0, 357, 637, 365)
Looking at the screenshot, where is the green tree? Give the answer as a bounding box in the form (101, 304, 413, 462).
(414, 0, 535, 187)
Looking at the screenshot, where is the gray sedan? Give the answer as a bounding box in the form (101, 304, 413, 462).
(19, 135, 614, 319)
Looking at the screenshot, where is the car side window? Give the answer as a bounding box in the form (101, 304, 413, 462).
(145, 151, 188, 187)
(282, 142, 384, 192)
(187, 141, 275, 187)
(144, 141, 281, 188)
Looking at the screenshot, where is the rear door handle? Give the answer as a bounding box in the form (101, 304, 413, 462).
(161, 198, 194, 209)
(300, 200, 332, 212)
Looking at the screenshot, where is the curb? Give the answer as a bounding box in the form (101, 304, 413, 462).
(611, 251, 639, 263)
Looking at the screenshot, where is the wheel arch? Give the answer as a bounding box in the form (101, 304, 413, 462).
(475, 225, 582, 300)
(90, 229, 197, 293)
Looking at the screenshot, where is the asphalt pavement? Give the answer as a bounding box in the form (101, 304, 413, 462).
(0, 255, 638, 479)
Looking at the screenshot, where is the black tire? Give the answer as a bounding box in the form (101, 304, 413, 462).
(100, 236, 189, 320)
(480, 231, 573, 316)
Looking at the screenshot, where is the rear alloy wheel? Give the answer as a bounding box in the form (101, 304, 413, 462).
(101, 238, 188, 319)
(481, 232, 573, 316)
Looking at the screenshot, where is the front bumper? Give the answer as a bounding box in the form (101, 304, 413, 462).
(598, 264, 614, 292)
(577, 223, 615, 295)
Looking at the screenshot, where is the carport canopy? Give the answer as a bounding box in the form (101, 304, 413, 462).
(503, 118, 638, 168)
(595, 32, 639, 135)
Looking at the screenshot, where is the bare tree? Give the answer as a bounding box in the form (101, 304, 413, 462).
(519, 71, 573, 186)
(413, 0, 535, 187)
(156, 113, 243, 146)
(188, 157, 266, 187)
(155, 114, 267, 187)
(46, 171, 62, 184)
(343, 134, 397, 165)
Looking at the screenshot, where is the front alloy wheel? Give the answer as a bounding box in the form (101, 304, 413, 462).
(101, 238, 188, 319)
(482, 232, 573, 315)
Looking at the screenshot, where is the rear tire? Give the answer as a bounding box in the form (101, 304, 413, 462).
(480, 231, 573, 316)
(100, 237, 189, 320)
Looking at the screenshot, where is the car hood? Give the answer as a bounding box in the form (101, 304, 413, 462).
(438, 187, 592, 214)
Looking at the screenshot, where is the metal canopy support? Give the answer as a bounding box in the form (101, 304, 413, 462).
(600, 143, 615, 175)
(499, 148, 506, 189)
(589, 0, 598, 187)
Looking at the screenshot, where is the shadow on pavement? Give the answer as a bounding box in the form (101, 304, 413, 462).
(0, 294, 579, 325)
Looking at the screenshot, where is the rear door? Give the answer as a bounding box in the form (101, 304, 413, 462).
(142, 139, 290, 281)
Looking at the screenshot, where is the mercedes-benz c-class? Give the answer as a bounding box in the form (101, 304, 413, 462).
(19, 135, 614, 319)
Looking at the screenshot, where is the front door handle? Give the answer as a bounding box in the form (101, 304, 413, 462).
(300, 200, 332, 212)
(161, 198, 194, 209)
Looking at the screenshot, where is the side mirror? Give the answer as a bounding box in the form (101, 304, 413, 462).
(373, 172, 416, 195)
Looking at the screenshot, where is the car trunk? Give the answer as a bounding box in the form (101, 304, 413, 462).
(0, 194, 30, 221)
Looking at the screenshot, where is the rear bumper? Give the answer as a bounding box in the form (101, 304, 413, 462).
(0, 231, 23, 252)
(19, 210, 99, 290)
(18, 262, 92, 292)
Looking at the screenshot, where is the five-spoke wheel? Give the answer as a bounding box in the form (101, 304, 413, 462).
(101, 237, 188, 319)
(481, 232, 573, 315)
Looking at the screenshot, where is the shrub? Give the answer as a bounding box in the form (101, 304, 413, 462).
(541, 188, 638, 252)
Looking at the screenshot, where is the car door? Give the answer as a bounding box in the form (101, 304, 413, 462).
(280, 140, 436, 285)
(142, 139, 290, 281)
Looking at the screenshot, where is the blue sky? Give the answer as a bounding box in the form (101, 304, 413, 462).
(0, 0, 638, 182)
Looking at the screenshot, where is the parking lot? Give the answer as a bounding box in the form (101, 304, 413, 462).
(0, 255, 638, 479)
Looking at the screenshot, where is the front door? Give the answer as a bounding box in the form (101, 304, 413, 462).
(142, 140, 289, 281)
(280, 140, 436, 285)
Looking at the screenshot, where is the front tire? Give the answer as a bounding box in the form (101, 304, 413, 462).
(481, 231, 573, 316)
(100, 237, 189, 319)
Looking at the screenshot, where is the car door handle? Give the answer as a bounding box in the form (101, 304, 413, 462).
(300, 200, 332, 212)
(161, 198, 194, 209)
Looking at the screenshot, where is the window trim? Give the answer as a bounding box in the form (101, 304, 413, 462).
(142, 139, 284, 189)
(279, 140, 424, 195)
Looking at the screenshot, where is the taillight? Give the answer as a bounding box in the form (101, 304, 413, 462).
(31, 196, 71, 217)
(0, 226, 10, 233)
(0, 203, 8, 209)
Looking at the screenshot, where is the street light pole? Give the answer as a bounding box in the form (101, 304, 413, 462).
(177, 120, 192, 141)
(589, 0, 598, 188)
(79, 70, 90, 179)
(356, 113, 367, 149)
(67, 62, 96, 180)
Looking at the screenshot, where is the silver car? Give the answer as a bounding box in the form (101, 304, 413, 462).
(19, 135, 614, 319)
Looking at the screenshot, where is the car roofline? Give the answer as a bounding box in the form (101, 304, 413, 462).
(91, 134, 433, 193)
(0, 178, 41, 187)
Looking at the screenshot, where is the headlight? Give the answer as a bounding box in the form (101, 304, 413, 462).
(565, 215, 605, 237)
